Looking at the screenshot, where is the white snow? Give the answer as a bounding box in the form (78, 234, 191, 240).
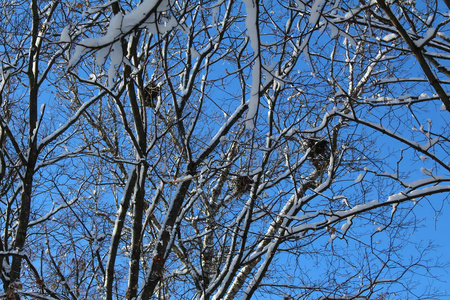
(108, 42, 123, 88)
(309, 0, 325, 25)
(328, 233, 337, 242)
(391, 203, 398, 216)
(106, 12, 124, 42)
(242, 0, 261, 129)
(245, 78, 260, 130)
(190, 47, 200, 59)
(60, 26, 71, 42)
(40, 103, 46, 115)
(211, 5, 219, 24)
(68, 45, 87, 67)
(95, 46, 110, 67)
(122, 0, 158, 30)
(354, 173, 364, 183)
(328, 22, 339, 38)
(68, 0, 160, 69)
(419, 93, 429, 99)
(375, 226, 384, 232)
(382, 33, 398, 42)
(420, 167, 433, 176)
(341, 198, 350, 207)
(388, 185, 450, 202)
(415, 27, 437, 48)
(378, 77, 426, 84)
(348, 200, 379, 214)
(243, 0, 258, 51)
(340, 216, 354, 232)
(420, 137, 439, 151)
(86, 0, 119, 15)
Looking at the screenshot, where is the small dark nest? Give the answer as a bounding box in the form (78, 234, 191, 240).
(143, 82, 160, 107)
(230, 175, 253, 196)
(303, 138, 330, 158)
(302, 138, 331, 170)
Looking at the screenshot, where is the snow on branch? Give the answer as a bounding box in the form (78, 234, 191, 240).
(67, 0, 164, 69)
(242, 0, 261, 130)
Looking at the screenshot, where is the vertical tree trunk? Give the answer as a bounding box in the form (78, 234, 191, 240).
(7, 0, 40, 296)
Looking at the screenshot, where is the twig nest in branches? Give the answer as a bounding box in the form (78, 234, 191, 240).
(230, 175, 253, 196)
(143, 82, 160, 107)
(301, 138, 329, 157)
(301, 137, 331, 170)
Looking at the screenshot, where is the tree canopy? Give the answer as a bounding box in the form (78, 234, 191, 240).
(0, 0, 449, 299)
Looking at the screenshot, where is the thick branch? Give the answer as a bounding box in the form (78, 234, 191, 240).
(376, 0, 450, 111)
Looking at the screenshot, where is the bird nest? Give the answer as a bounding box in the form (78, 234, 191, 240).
(230, 175, 253, 196)
(302, 138, 330, 157)
(143, 82, 160, 107)
(301, 138, 331, 170)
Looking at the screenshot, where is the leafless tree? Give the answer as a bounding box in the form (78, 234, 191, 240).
(0, 0, 449, 299)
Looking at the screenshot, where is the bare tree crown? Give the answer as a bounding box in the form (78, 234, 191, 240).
(0, 0, 449, 299)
